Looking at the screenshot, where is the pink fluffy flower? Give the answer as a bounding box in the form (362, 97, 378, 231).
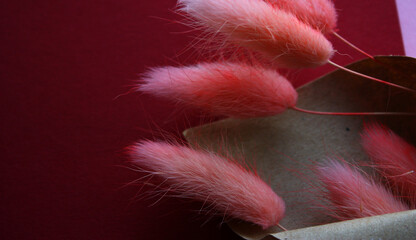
(129, 141, 285, 229)
(266, 0, 337, 35)
(361, 124, 416, 207)
(177, 0, 333, 68)
(316, 159, 409, 220)
(140, 62, 298, 118)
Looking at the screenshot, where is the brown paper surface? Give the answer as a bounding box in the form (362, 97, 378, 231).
(184, 56, 416, 239)
(269, 210, 416, 240)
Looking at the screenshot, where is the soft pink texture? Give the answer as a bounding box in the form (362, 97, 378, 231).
(361, 124, 416, 207)
(140, 62, 298, 118)
(266, 0, 337, 35)
(316, 159, 409, 220)
(129, 141, 285, 229)
(178, 0, 333, 68)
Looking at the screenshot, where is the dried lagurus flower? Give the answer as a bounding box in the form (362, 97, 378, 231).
(139, 62, 298, 118)
(316, 159, 409, 220)
(362, 123, 416, 207)
(178, 0, 334, 68)
(129, 141, 285, 229)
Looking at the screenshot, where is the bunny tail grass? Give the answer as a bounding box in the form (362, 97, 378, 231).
(266, 0, 337, 35)
(361, 124, 416, 206)
(139, 62, 297, 118)
(265, 1, 374, 59)
(177, 0, 333, 68)
(316, 159, 409, 220)
(129, 141, 285, 229)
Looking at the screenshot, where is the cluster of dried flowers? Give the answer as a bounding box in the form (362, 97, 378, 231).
(129, 0, 415, 230)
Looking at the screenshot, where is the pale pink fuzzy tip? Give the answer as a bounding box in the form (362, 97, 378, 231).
(129, 141, 285, 229)
(316, 159, 409, 220)
(266, 0, 337, 35)
(140, 62, 298, 118)
(178, 0, 333, 68)
(361, 124, 416, 206)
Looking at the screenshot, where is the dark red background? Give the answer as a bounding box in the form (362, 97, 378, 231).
(1, 1, 404, 239)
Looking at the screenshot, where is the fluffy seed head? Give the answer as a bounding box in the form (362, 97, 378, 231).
(266, 0, 337, 35)
(361, 124, 416, 206)
(316, 159, 409, 220)
(140, 62, 298, 118)
(178, 0, 334, 68)
(129, 141, 285, 229)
